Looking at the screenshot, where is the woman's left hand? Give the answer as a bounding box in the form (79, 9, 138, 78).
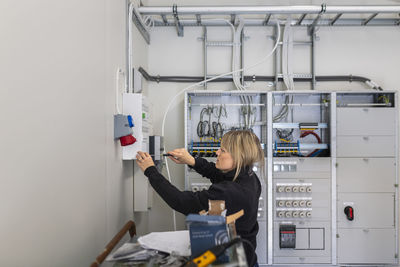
(136, 151, 155, 172)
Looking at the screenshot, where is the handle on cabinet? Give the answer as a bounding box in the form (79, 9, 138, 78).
(344, 206, 354, 221)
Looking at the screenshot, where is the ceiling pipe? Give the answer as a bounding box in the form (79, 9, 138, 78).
(138, 5, 400, 15)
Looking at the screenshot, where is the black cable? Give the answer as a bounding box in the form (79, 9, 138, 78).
(197, 121, 210, 138)
(196, 121, 204, 138)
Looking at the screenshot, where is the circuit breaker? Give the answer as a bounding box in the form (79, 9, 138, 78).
(183, 90, 398, 266)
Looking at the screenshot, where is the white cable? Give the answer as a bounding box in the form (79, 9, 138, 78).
(161, 18, 281, 231)
(115, 68, 122, 114)
(282, 16, 295, 91)
(365, 80, 379, 90)
(232, 18, 245, 91)
(282, 17, 291, 91)
(287, 17, 294, 91)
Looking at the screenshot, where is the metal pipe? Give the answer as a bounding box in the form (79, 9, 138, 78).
(203, 27, 207, 89)
(138, 6, 323, 15)
(128, 3, 134, 93)
(241, 29, 244, 88)
(137, 67, 384, 90)
(274, 24, 279, 90)
(327, 6, 400, 13)
(311, 30, 316, 90)
(125, 0, 130, 93)
(152, 18, 400, 27)
(138, 5, 400, 15)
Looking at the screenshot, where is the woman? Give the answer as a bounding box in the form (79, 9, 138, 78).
(136, 130, 264, 267)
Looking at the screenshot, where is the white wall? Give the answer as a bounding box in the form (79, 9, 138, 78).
(0, 0, 135, 266)
(141, 0, 400, 233)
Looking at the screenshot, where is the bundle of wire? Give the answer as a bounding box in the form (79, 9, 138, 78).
(161, 17, 281, 231)
(300, 131, 322, 157)
(273, 16, 294, 123)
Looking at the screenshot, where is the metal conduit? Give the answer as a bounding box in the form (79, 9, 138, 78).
(138, 5, 400, 15)
(138, 67, 383, 90)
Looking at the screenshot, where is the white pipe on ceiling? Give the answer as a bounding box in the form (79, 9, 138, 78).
(138, 5, 400, 15)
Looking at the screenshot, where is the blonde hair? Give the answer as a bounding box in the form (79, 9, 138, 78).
(221, 130, 264, 180)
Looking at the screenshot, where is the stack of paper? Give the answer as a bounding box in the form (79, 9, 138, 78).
(138, 230, 191, 256)
(105, 242, 157, 262)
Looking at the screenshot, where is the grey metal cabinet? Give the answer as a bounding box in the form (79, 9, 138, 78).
(336, 92, 398, 265)
(337, 229, 396, 264)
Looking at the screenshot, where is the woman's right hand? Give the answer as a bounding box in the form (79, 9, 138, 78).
(167, 148, 195, 167)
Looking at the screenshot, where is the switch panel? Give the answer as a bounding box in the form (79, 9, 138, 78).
(279, 225, 296, 249)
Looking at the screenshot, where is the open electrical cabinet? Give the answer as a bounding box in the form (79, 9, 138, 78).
(183, 90, 398, 265)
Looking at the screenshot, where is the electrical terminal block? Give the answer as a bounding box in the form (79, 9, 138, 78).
(189, 142, 220, 157)
(299, 122, 319, 131)
(274, 141, 300, 156)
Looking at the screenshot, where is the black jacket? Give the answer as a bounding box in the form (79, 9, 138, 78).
(144, 157, 261, 266)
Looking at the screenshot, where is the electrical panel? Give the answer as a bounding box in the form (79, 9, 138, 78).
(123, 93, 154, 211)
(184, 91, 267, 191)
(184, 90, 398, 266)
(271, 92, 332, 264)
